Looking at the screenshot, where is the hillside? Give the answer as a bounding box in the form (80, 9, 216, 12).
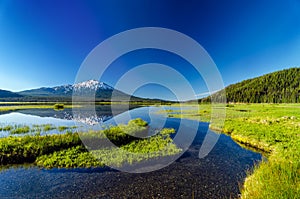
(0, 89, 22, 98)
(201, 67, 300, 103)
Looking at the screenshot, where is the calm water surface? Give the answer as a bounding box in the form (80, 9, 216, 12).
(0, 106, 262, 198)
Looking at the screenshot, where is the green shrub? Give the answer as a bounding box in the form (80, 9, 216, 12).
(128, 118, 148, 127)
(54, 103, 64, 110)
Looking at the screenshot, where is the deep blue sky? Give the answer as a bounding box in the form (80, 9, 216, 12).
(0, 0, 299, 100)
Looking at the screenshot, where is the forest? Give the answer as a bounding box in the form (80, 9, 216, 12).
(201, 67, 300, 103)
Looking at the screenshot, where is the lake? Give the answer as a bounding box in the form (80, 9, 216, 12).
(0, 105, 262, 198)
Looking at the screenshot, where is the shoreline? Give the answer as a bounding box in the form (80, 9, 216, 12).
(208, 126, 272, 156)
(159, 103, 299, 199)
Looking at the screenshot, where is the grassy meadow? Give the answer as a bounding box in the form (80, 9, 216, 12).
(162, 103, 300, 199)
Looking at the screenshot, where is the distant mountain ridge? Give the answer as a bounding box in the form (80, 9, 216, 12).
(0, 89, 22, 98)
(201, 67, 300, 103)
(16, 80, 140, 101)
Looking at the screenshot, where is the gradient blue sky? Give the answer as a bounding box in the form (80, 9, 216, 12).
(0, 0, 300, 100)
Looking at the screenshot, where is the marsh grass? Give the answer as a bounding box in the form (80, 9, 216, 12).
(0, 103, 80, 112)
(0, 124, 77, 135)
(242, 146, 300, 199)
(0, 125, 13, 131)
(90, 133, 181, 167)
(42, 124, 56, 132)
(160, 103, 300, 199)
(0, 132, 82, 164)
(36, 146, 103, 168)
(58, 126, 68, 132)
(0, 118, 181, 169)
(37, 129, 180, 169)
(10, 125, 30, 134)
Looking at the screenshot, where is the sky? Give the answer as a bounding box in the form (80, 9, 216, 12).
(0, 0, 300, 100)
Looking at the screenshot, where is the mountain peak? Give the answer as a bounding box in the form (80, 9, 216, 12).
(73, 80, 113, 91)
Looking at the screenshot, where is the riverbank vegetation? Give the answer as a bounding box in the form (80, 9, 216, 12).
(0, 124, 76, 135)
(0, 119, 181, 168)
(161, 103, 299, 199)
(0, 103, 80, 112)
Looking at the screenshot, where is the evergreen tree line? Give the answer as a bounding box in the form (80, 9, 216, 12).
(200, 67, 300, 103)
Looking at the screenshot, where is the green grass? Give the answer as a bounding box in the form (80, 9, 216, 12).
(0, 132, 81, 164)
(0, 118, 181, 169)
(57, 126, 68, 132)
(37, 128, 180, 168)
(10, 125, 30, 134)
(128, 117, 148, 127)
(242, 146, 300, 199)
(90, 128, 180, 167)
(0, 124, 77, 135)
(0, 125, 13, 131)
(42, 124, 56, 132)
(0, 104, 81, 112)
(160, 103, 300, 199)
(37, 119, 180, 169)
(36, 146, 103, 168)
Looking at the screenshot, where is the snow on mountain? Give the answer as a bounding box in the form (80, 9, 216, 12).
(51, 80, 114, 94)
(73, 80, 113, 91)
(53, 84, 73, 94)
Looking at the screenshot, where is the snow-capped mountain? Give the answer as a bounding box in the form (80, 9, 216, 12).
(17, 80, 134, 100)
(73, 80, 113, 91)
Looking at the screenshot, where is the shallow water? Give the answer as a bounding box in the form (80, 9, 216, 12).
(0, 106, 262, 198)
(0, 105, 138, 136)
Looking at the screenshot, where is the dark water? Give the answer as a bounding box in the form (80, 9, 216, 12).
(0, 106, 262, 198)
